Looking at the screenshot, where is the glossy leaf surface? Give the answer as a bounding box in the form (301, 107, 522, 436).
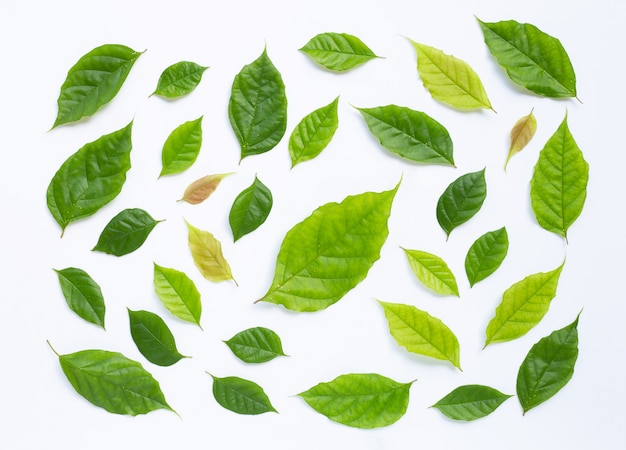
(159, 117, 203, 177)
(54, 267, 106, 328)
(224, 327, 286, 363)
(229, 176, 273, 241)
(300, 32, 378, 72)
(187, 221, 236, 284)
(152, 61, 208, 98)
(153, 263, 202, 327)
(180, 173, 233, 205)
(209, 374, 277, 414)
(436, 169, 487, 238)
(93, 208, 162, 256)
(128, 309, 187, 366)
(403, 248, 459, 296)
(289, 97, 339, 167)
(465, 227, 509, 287)
(506, 109, 537, 170)
(432, 385, 512, 421)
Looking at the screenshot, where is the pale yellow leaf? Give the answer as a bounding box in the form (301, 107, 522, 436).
(180, 173, 233, 204)
(506, 109, 537, 170)
(186, 221, 237, 285)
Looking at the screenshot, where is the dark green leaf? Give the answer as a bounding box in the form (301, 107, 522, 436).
(93, 208, 162, 256)
(436, 169, 487, 238)
(54, 267, 106, 328)
(223, 327, 286, 363)
(432, 385, 512, 421)
(209, 374, 277, 415)
(151, 61, 208, 98)
(229, 176, 273, 241)
(465, 227, 509, 287)
(159, 116, 203, 177)
(153, 263, 202, 327)
(300, 32, 379, 72)
(128, 309, 187, 366)
(289, 97, 339, 167)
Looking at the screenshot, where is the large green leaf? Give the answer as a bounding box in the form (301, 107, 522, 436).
(402, 248, 459, 296)
(464, 227, 509, 287)
(432, 385, 512, 421)
(289, 97, 339, 167)
(187, 221, 237, 284)
(477, 18, 577, 98)
(229, 176, 273, 241)
(52, 44, 143, 128)
(209, 374, 277, 415)
(298, 373, 413, 428)
(54, 267, 106, 329)
(299, 32, 379, 72)
(357, 104, 455, 166)
(256, 184, 398, 312)
(151, 61, 208, 99)
(436, 169, 487, 239)
(93, 208, 162, 256)
(128, 309, 187, 367)
(47, 122, 133, 235)
(223, 327, 286, 363)
(153, 263, 202, 328)
(530, 115, 588, 241)
(159, 117, 203, 177)
(228, 48, 287, 160)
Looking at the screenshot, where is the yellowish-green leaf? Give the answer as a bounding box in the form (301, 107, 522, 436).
(403, 248, 459, 296)
(179, 173, 233, 205)
(506, 109, 537, 170)
(186, 221, 237, 285)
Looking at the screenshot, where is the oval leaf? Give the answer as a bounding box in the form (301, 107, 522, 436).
(52, 44, 143, 128)
(93, 208, 162, 256)
(432, 385, 512, 421)
(403, 248, 459, 296)
(229, 176, 273, 241)
(186, 221, 237, 284)
(465, 227, 509, 287)
(179, 172, 233, 205)
(209, 374, 277, 415)
(299, 32, 379, 72)
(153, 263, 202, 327)
(506, 109, 537, 170)
(357, 104, 455, 166)
(298, 373, 413, 428)
(47, 122, 133, 235)
(128, 309, 187, 366)
(223, 327, 286, 363)
(54, 267, 106, 329)
(159, 116, 203, 177)
(378, 300, 461, 370)
(151, 61, 208, 98)
(289, 97, 339, 167)
(228, 48, 287, 160)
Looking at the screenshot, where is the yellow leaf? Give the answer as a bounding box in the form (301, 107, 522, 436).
(180, 173, 233, 205)
(186, 221, 237, 285)
(506, 109, 537, 170)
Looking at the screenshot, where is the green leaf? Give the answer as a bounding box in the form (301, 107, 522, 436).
(357, 104, 455, 166)
(54, 267, 106, 329)
(410, 40, 493, 111)
(180, 172, 233, 205)
(517, 314, 580, 414)
(256, 183, 399, 312)
(229, 176, 273, 241)
(298, 373, 413, 428)
(52, 44, 143, 128)
(378, 301, 461, 370)
(92, 208, 162, 256)
(128, 309, 187, 366)
(299, 32, 379, 72)
(159, 116, 203, 177)
(51, 345, 174, 416)
(289, 97, 339, 167)
(186, 221, 237, 284)
(432, 385, 512, 421)
(151, 61, 208, 98)
(209, 374, 277, 415)
(228, 48, 287, 160)
(477, 18, 577, 98)
(153, 263, 202, 328)
(530, 114, 588, 241)
(223, 327, 286, 363)
(436, 169, 487, 239)
(485, 262, 565, 347)
(402, 248, 459, 296)
(506, 109, 537, 170)
(47, 122, 133, 235)
(465, 227, 509, 287)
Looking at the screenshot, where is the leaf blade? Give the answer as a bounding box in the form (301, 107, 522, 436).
(153, 263, 202, 327)
(506, 109, 537, 170)
(152, 61, 208, 98)
(432, 385, 512, 421)
(465, 227, 509, 287)
(54, 267, 106, 328)
(92, 208, 162, 256)
(300, 32, 379, 72)
(229, 176, 273, 241)
(159, 116, 203, 177)
(403, 248, 459, 296)
(436, 169, 487, 238)
(209, 374, 277, 415)
(186, 221, 236, 284)
(289, 97, 339, 167)
(128, 309, 187, 366)
(180, 172, 233, 205)
(223, 327, 286, 363)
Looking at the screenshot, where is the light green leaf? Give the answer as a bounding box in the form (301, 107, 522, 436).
(52, 44, 143, 128)
(299, 32, 379, 72)
(485, 262, 565, 347)
(159, 116, 203, 177)
(93, 208, 162, 256)
(153, 263, 202, 327)
(506, 109, 537, 170)
(357, 104, 455, 166)
(229, 176, 273, 241)
(402, 248, 459, 296)
(179, 172, 233, 205)
(128, 309, 187, 367)
(465, 227, 509, 287)
(186, 221, 237, 284)
(432, 385, 512, 421)
(477, 18, 577, 98)
(47, 122, 133, 235)
(298, 373, 413, 428)
(378, 301, 461, 370)
(223, 327, 287, 363)
(530, 114, 588, 241)
(151, 61, 208, 98)
(256, 183, 399, 312)
(289, 97, 339, 167)
(436, 169, 487, 239)
(54, 267, 106, 329)
(228, 48, 287, 160)
(209, 374, 277, 415)
(410, 40, 493, 111)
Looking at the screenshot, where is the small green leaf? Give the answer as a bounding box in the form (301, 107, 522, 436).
(186, 221, 237, 284)
(465, 227, 509, 287)
(179, 172, 233, 205)
(128, 309, 187, 366)
(357, 104, 455, 166)
(432, 385, 512, 421)
(209, 374, 277, 415)
(52, 44, 143, 128)
(228, 48, 287, 160)
(289, 97, 339, 167)
(54, 267, 106, 329)
(378, 301, 461, 370)
(153, 263, 202, 327)
(151, 61, 208, 98)
(436, 169, 487, 239)
(517, 314, 580, 414)
(229, 176, 273, 241)
(93, 208, 162, 256)
(223, 327, 286, 363)
(530, 114, 588, 241)
(298, 373, 413, 428)
(299, 32, 379, 72)
(485, 262, 565, 347)
(402, 248, 459, 296)
(159, 116, 203, 177)
(506, 109, 537, 170)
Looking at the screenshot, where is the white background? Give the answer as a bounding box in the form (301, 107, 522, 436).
(1, 0, 624, 448)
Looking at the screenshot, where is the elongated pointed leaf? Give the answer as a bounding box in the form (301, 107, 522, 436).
(186, 221, 236, 284)
(298, 373, 413, 428)
(52, 44, 143, 128)
(485, 262, 564, 347)
(229, 176, 273, 241)
(378, 301, 461, 370)
(289, 97, 339, 167)
(209, 374, 277, 415)
(151, 61, 208, 98)
(180, 173, 233, 205)
(432, 385, 512, 421)
(530, 115, 588, 241)
(128, 309, 187, 366)
(357, 104, 455, 166)
(93, 208, 162, 256)
(506, 109, 537, 170)
(159, 116, 203, 177)
(403, 248, 459, 296)
(477, 18, 577, 98)
(256, 184, 398, 312)
(300, 32, 379, 72)
(517, 314, 580, 413)
(465, 227, 509, 287)
(228, 48, 287, 160)
(410, 40, 493, 110)
(54, 267, 106, 328)
(224, 327, 286, 363)
(436, 169, 487, 238)
(153, 263, 202, 327)
(47, 122, 133, 235)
